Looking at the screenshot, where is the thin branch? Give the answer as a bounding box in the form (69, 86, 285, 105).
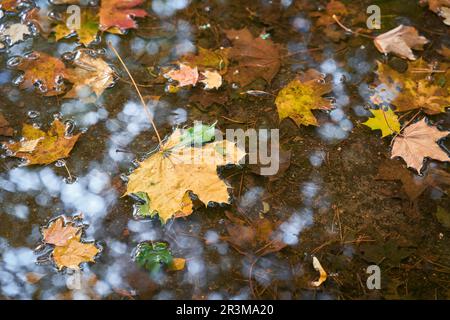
(332, 15, 375, 40)
(108, 42, 162, 145)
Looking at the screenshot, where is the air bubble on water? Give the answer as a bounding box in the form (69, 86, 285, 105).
(55, 159, 66, 168)
(61, 51, 75, 62)
(63, 175, 78, 184)
(27, 110, 40, 119)
(96, 48, 106, 55)
(48, 10, 61, 22)
(7, 56, 22, 68)
(64, 119, 76, 136)
(53, 112, 63, 120)
(317, 78, 326, 84)
(120, 173, 129, 182)
(25, 52, 40, 60)
(12, 74, 24, 86)
(38, 83, 48, 94)
(131, 159, 140, 168)
(231, 83, 239, 89)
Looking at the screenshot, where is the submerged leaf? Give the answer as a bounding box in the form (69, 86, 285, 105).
(135, 242, 184, 274)
(164, 63, 199, 87)
(275, 76, 333, 126)
(0, 113, 13, 137)
(4, 120, 81, 165)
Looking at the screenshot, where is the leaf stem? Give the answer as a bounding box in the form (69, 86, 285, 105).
(107, 42, 162, 145)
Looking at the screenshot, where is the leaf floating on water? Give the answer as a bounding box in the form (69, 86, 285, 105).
(275, 72, 333, 127)
(0, 0, 22, 13)
(374, 25, 429, 60)
(53, 237, 99, 270)
(200, 70, 222, 90)
(391, 118, 450, 173)
(363, 108, 400, 138)
(42, 216, 81, 247)
(0, 23, 31, 47)
(422, 0, 450, 25)
(99, 0, 148, 32)
(373, 60, 450, 115)
(53, 9, 99, 46)
(164, 63, 199, 87)
(134, 242, 185, 274)
(182, 47, 230, 75)
(4, 119, 81, 165)
(14, 51, 69, 96)
(65, 49, 115, 99)
(311, 256, 327, 287)
(125, 123, 246, 223)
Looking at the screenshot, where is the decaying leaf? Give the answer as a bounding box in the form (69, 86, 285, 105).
(391, 118, 450, 173)
(363, 108, 400, 138)
(182, 47, 230, 75)
(65, 49, 115, 99)
(225, 28, 281, 86)
(437, 45, 450, 59)
(15, 52, 68, 96)
(164, 63, 199, 87)
(374, 25, 429, 60)
(53, 236, 99, 270)
(275, 73, 333, 126)
(0, 0, 22, 12)
(125, 123, 246, 223)
(0, 113, 13, 137)
(311, 256, 327, 287)
(53, 9, 99, 45)
(373, 60, 450, 115)
(4, 119, 81, 165)
(224, 211, 286, 256)
(99, 0, 148, 31)
(422, 0, 450, 25)
(376, 159, 450, 200)
(436, 206, 450, 229)
(42, 216, 81, 247)
(200, 70, 222, 90)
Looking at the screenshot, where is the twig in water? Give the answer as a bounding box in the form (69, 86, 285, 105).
(332, 15, 375, 40)
(108, 42, 162, 145)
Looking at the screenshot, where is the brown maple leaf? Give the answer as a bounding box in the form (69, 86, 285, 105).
(15, 52, 68, 96)
(42, 216, 81, 247)
(391, 118, 450, 173)
(374, 25, 429, 60)
(224, 211, 286, 256)
(99, 0, 148, 31)
(3, 119, 81, 165)
(0, 113, 14, 137)
(224, 28, 281, 87)
(376, 159, 450, 200)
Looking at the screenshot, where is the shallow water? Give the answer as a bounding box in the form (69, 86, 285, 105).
(0, 0, 449, 300)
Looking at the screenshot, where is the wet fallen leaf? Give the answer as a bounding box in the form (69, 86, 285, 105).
(374, 25, 429, 60)
(224, 28, 281, 87)
(311, 256, 327, 287)
(126, 123, 246, 223)
(312, 0, 348, 27)
(22, 7, 52, 37)
(359, 240, 414, 265)
(65, 49, 115, 99)
(26, 272, 46, 284)
(275, 74, 333, 126)
(189, 89, 229, 107)
(422, 0, 450, 25)
(15, 52, 68, 96)
(53, 236, 99, 270)
(200, 70, 222, 90)
(42, 216, 81, 247)
(377, 159, 450, 200)
(164, 63, 199, 87)
(374, 60, 450, 114)
(0, 0, 21, 12)
(0, 113, 13, 137)
(391, 118, 450, 173)
(436, 206, 450, 228)
(99, 0, 148, 31)
(182, 47, 230, 75)
(135, 242, 184, 273)
(53, 9, 99, 46)
(224, 211, 286, 256)
(0, 23, 30, 47)
(4, 119, 81, 165)
(363, 108, 400, 138)
(437, 45, 450, 59)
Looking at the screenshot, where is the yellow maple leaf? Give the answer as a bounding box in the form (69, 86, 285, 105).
(125, 129, 246, 223)
(275, 78, 333, 126)
(363, 108, 400, 138)
(4, 120, 81, 165)
(53, 236, 99, 270)
(53, 9, 99, 46)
